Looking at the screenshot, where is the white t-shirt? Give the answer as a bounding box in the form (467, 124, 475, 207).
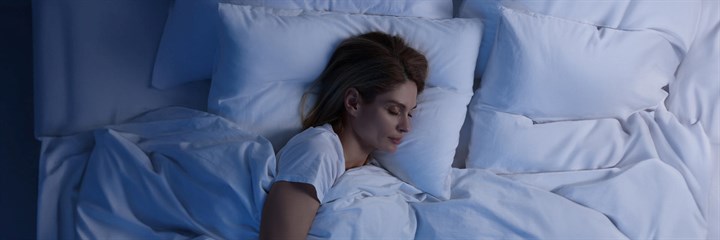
(275, 123, 345, 203)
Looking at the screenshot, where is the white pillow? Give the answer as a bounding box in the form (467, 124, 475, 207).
(458, 0, 700, 79)
(466, 105, 629, 173)
(476, 6, 679, 121)
(210, 4, 482, 199)
(151, 0, 453, 89)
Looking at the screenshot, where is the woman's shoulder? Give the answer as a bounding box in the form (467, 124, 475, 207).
(280, 123, 342, 155)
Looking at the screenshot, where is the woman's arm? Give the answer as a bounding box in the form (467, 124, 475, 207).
(260, 181, 320, 240)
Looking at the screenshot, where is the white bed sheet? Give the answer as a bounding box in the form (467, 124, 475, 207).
(664, 1, 720, 237)
(74, 108, 275, 239)
(37, 132, 93, 239)
(415, 160, 704, 239)
(500, 106, 716, 238)
(666, 0, 720, 144)
(38, 107, 708, 239)
(38, 107, 277, 239)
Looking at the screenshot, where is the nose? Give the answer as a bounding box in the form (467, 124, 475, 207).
(398, 115, 411, 133)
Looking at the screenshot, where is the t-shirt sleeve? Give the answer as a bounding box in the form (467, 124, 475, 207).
(274, 134, 344, 203)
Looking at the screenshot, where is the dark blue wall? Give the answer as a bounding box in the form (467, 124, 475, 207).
(0, 0, 38, 238)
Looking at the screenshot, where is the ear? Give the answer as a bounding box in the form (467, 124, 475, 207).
(344, 88, 361, 117)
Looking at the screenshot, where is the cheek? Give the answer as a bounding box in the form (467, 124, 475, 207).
(370, 110, 398, 136)
(357, 109, 395, 140)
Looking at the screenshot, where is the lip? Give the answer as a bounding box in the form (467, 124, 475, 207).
(389, 137, 402, 145)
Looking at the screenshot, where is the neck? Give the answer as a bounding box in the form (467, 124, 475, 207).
(334, 122, 371, 170)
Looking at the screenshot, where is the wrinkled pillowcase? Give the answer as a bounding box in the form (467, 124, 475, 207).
(476, 6, 679, 121)
(458, 0, 698, 80)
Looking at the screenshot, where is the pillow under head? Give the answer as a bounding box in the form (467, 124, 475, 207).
(209, 3, 481, 200)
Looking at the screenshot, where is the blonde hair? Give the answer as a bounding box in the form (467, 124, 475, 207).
(301, 32, 428, 131)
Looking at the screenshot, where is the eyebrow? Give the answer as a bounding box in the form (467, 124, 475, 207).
(385, 100, 417, 110)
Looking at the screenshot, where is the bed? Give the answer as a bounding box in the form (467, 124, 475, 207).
(34, 0, 719, 239)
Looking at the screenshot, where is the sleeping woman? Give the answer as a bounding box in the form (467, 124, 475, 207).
(259, 31, 428, 239)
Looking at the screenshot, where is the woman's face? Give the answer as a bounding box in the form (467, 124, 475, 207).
(351, 81, 418, 152)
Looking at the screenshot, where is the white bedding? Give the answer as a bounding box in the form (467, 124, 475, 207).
(43, 107, 706, 239)
(34, 0, 719, 239)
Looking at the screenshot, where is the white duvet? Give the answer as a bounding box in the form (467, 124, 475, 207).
(67, 107, 708, 239)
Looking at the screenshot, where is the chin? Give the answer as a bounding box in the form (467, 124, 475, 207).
(384, 145, 399, 152)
